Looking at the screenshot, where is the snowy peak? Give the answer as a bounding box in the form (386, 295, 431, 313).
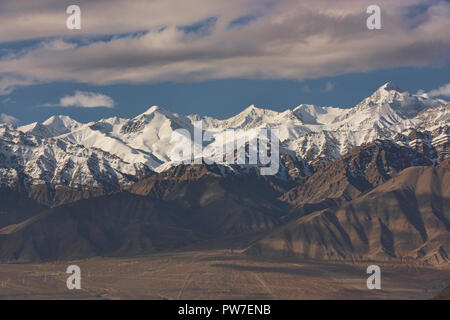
(19, 115, 80, 138)
(138, 105, 186, 121)
(379, 81, 401, 92)
(362, 82, 444, 109)
(360, 82, 409, 109)
(20, 122, 54, 138)
(142, 105, 161, 115)
(232, 104, 275, 119)
(240, 104, 262, 115)
(140, 105, 177, 118)
(43, 114, 78, 126)
(223, 105, 282, 129)
(348, 81, 446, 124)
(122, 106, 173, 134)
(42, 115, 80, 134)
(292, 104, 342, 125)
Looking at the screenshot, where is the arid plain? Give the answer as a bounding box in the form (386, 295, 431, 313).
(1, 249, 449, 300)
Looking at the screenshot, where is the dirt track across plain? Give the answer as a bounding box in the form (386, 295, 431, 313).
(0, 250, 449, 299)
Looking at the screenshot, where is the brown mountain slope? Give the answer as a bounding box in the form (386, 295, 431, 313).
(0, 166, 289, 262)
(0, 188, 48, 229)
(246, 163, 450, 265)
(0, 176, 152, 232)
(433, 284, 450, 299)
(129, 164, 289, 237)
(0, 193, 206, 262)
(0, 145, 446, 263)
(281, 140, 434, 207)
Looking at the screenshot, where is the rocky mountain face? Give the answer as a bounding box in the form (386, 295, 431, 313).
(0, 165, 291, 262)
(281, 139, 436, 207)
(0, 143, 448, 264)
(0, 124, 153, 206)
(0, 82, 448, 264)
(129, 164, 291, 236)
(246, 162, 450, 264)
(0, 194, 204, 262)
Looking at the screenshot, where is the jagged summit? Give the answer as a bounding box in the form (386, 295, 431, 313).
(243, 104, 261, 112)
(379, 81, 402, 92)
(365, 82, 406, 105)
(42, 114, 80, 133)
(137, 105, 184, 122)
(43, 114, 77, 124)
(234, 104, 268, 117)
(142, 105, 162, 115)
(19, 114, 80, 138)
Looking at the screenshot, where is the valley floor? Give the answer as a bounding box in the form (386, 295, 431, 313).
(0, 250, 449, 300)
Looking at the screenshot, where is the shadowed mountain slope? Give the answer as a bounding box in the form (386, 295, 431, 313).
(0, 165, 288, 262)
(0, 193, 204, 262)
(281, 140, 434, 207)
(0, 188, 48, 229)
(129, 164, 289, 237)
(246, 162, 450, 265)
(0, 144, 447, 263)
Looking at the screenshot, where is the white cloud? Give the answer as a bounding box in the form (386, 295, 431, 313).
(57, 91, 115, 108)
(0, 0, 263, 43)
(0, 0, 449, 93)
(0, 113, 19, 125)
(426, 83, 450, 97)
(0, 76, 39, 95)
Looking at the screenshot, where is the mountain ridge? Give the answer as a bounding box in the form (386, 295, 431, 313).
(13, 82, 447, 171)
(0, 82, 448, 263)
(246, 162, 450, 265)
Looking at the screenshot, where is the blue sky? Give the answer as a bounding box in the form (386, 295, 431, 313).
(0, 0, 449, 125)
(2, 64, 449, 124)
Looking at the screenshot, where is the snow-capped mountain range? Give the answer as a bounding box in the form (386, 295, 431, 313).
(1, 82, 448, 191)
(0, 124, 151, 191)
